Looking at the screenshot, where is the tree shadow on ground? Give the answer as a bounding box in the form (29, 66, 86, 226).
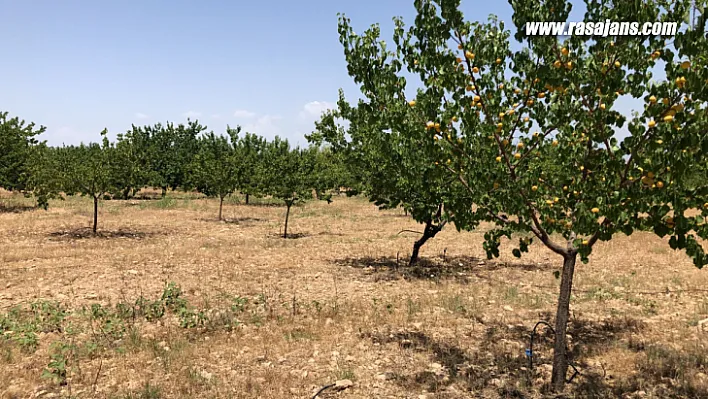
(225, 217, 265, 224)
(358, 314, 682, 398)
(48, 227, 157, 241)
(235, 201, 286, 208)
(197, 217, 265, 225)
(334, 254, 554, 282)
(124, 194, 163, 201)
(266, 232, 309, 239)
(315, 231, 346, 237)
(361, 327, 529, 395)
(0, 202, 36, 214)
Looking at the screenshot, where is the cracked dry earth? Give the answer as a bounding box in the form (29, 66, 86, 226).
(1, 192, 708, 398)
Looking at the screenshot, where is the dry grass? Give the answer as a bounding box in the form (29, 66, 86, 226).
(1, 191, 708, 398)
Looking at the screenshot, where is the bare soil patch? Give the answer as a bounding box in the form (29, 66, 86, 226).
(1, 193, 707, 398)
(47, 227, 156, 241)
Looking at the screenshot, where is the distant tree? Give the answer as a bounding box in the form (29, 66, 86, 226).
(148, 120, 204, 196)
(112, 124, 154, 199)
(188, 127, 243, 220)
(311, 143, 360, 197)
(262, 138, 331, 238)
(58, 129, 118, 234)
(234, 131, 267, 205)
(0, 111, 58, 208)
(24, 143, 63, 209)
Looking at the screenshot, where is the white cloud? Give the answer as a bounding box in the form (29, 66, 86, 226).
(183, 111, 202, 119)
(299, 101, 335, 121)
(51, 126, 98, 146)
(135, 112, 148, 119)
(233, 109, 256, 118)
(243, 114, 283, 138)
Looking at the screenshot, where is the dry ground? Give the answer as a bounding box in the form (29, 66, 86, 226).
(1, 191, 708, 399)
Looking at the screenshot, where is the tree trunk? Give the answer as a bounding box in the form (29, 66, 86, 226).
(409, 237, 426, 266)
(92, 196, 99, 234)
(283, 201, 292, 238)
(245, 193, 250, 205)
(409, 220, 445, 266)
(218, 195, 224, 221)
(551, 252, 578, 392)
(161, 187, 167, 198)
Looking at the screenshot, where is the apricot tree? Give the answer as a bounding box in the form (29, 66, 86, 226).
(262, 138, 331, 238)
(337, 0, 708, 391)
(188, 127, 244, 221)
(148, 120, 204, 197)
(235, 131, 267, 205)
(0, 111, 58, 208)
(310, 95, 465, 265)
(57, 129, 119, 234)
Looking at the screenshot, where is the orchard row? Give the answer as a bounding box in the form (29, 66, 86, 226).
(0, 114, 351, 237)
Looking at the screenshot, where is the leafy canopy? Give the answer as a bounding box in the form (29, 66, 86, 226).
(0, 112, 53, 204)
(262, 137, 331, 205)
(188, 127, 244, 200)
(57, 129, 120, 199)
(336, 0, 708, 266)
(311, 92, 465, 227)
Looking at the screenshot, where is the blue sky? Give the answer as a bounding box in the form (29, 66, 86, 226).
(2, 0, 649, 147)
